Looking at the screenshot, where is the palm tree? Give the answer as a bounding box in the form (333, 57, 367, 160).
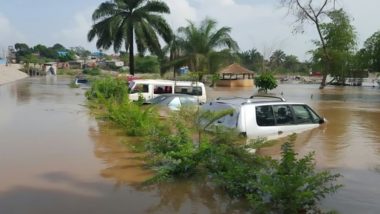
(177, 18, 239, 78)
(88, 0, 173, 75)
(157, 33, 186, 77)
(270, 50, 286, 69)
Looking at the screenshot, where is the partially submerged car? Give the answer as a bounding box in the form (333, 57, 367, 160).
(74, 76, 90, 87)
(202, 95, 325, 140)
(144, 94, 200, 111)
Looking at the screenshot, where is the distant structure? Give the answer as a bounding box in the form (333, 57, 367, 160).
(216, 63, 255, 87)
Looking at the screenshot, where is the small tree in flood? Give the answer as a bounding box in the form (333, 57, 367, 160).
(247, 136, 342, 213)
(255, 72, 278, 93)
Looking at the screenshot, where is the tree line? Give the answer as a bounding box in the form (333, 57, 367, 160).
(87, 0, 380, 88)
(13, 43, 91, 65)
(13, 0, 380, 88)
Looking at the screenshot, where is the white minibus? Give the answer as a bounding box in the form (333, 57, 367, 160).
(128, 79, 207, 103)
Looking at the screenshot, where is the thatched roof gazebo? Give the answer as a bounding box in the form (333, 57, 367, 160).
(219, 63, 255, 80)
(216, 63, 255, 87)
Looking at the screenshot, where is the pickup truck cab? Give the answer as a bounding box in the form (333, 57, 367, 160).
(202, 95, 325, 140)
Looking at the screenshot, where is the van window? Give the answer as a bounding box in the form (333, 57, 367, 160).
(256, 105, 275, 126)
(154, 85, 172, 94)
(130, 84, 149, 94)
(175, 86, 203, 96)
(291, 105, 314, 124)
(273, 105, 294, 125)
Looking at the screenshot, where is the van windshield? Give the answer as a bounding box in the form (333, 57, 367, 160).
(130, 83, 149, 94)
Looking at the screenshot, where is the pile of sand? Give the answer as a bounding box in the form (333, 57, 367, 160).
(0, 64, 28, 85)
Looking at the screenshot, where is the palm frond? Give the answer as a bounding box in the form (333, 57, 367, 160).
(145, 14, 173, 43)
(135, 0, 170, 14)
(92, 2, 118, 21)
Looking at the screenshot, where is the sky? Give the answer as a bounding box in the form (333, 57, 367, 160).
(1, 0, 380, 61)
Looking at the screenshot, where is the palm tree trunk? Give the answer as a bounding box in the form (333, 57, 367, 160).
(128, 27, 135, 76)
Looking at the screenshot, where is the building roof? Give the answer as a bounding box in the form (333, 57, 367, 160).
(218, 63, 254, 74)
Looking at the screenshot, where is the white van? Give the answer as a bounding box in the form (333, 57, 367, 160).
(128, 79, 207, 103)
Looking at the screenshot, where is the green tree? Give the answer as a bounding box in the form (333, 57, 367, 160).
(135, 55, 160, 73)
(238, 48, 264, 72)
(280, 0, 335, 89)
(177, 18, 239, 79)
(58, 51, 76, 62)
(255, 72, 278, 93)
(157, 33, 186, 77)
(283, 55, 300, 73)
(269, 49, 286, 70)
(88, 0, 173, 75)
(362, 31, 380, 72)
(51, 43, 66, 51)
(313, 9, 357, 85)
(14, 43, 32, 62)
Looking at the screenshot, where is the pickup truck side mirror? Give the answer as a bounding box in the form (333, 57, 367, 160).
(319, 118, 326, 124)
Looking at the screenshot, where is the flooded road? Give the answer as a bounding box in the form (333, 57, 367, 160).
(1, 77, 380, 213)
(209, 84, 380, 213)
(0, 77, 234, 214)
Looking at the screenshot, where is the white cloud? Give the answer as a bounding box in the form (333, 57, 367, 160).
(0, 13, 26, 51)
(50, 0, 380, 60)
(340, 0, 380, 46)
(164, 0, 197, 30)
(163, 0, 314, 60)
(54, 8, 96, 51)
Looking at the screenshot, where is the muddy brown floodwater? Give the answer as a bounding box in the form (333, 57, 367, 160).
(1, 77, 380, 213)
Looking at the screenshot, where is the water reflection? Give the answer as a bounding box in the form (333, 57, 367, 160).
(141, 179, 250, 214)
(88, 121, 153, 187)
(89, 119, 250, 213)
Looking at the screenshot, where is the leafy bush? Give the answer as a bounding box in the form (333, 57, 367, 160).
(83, 67, 101, 76)
(247, 136, 342, 213)
(135, 56, 160, 73)
(85, 77, 128, 102)
(57, 68, 80, 76)
(144, 115, 200, 181)
(255, 72, 278, 93)
(107, 100, 157, 136)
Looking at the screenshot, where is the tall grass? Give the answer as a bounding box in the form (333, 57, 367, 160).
(86, 77, 157, 136)
(86, 77, 129, 103)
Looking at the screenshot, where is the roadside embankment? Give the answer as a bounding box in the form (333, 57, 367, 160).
(0, 64, 28, 85)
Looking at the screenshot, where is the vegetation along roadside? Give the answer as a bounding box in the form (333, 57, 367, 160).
(85, 77, 342, 213)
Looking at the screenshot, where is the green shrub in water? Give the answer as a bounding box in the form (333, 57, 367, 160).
(247, 136, 342, 213)
(144, 115, 200, 181)
(83, 67, 101, 76)
(255, 72, 278, 93)
(86, 77, 128, 103)
(107, 100, 157, 136)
